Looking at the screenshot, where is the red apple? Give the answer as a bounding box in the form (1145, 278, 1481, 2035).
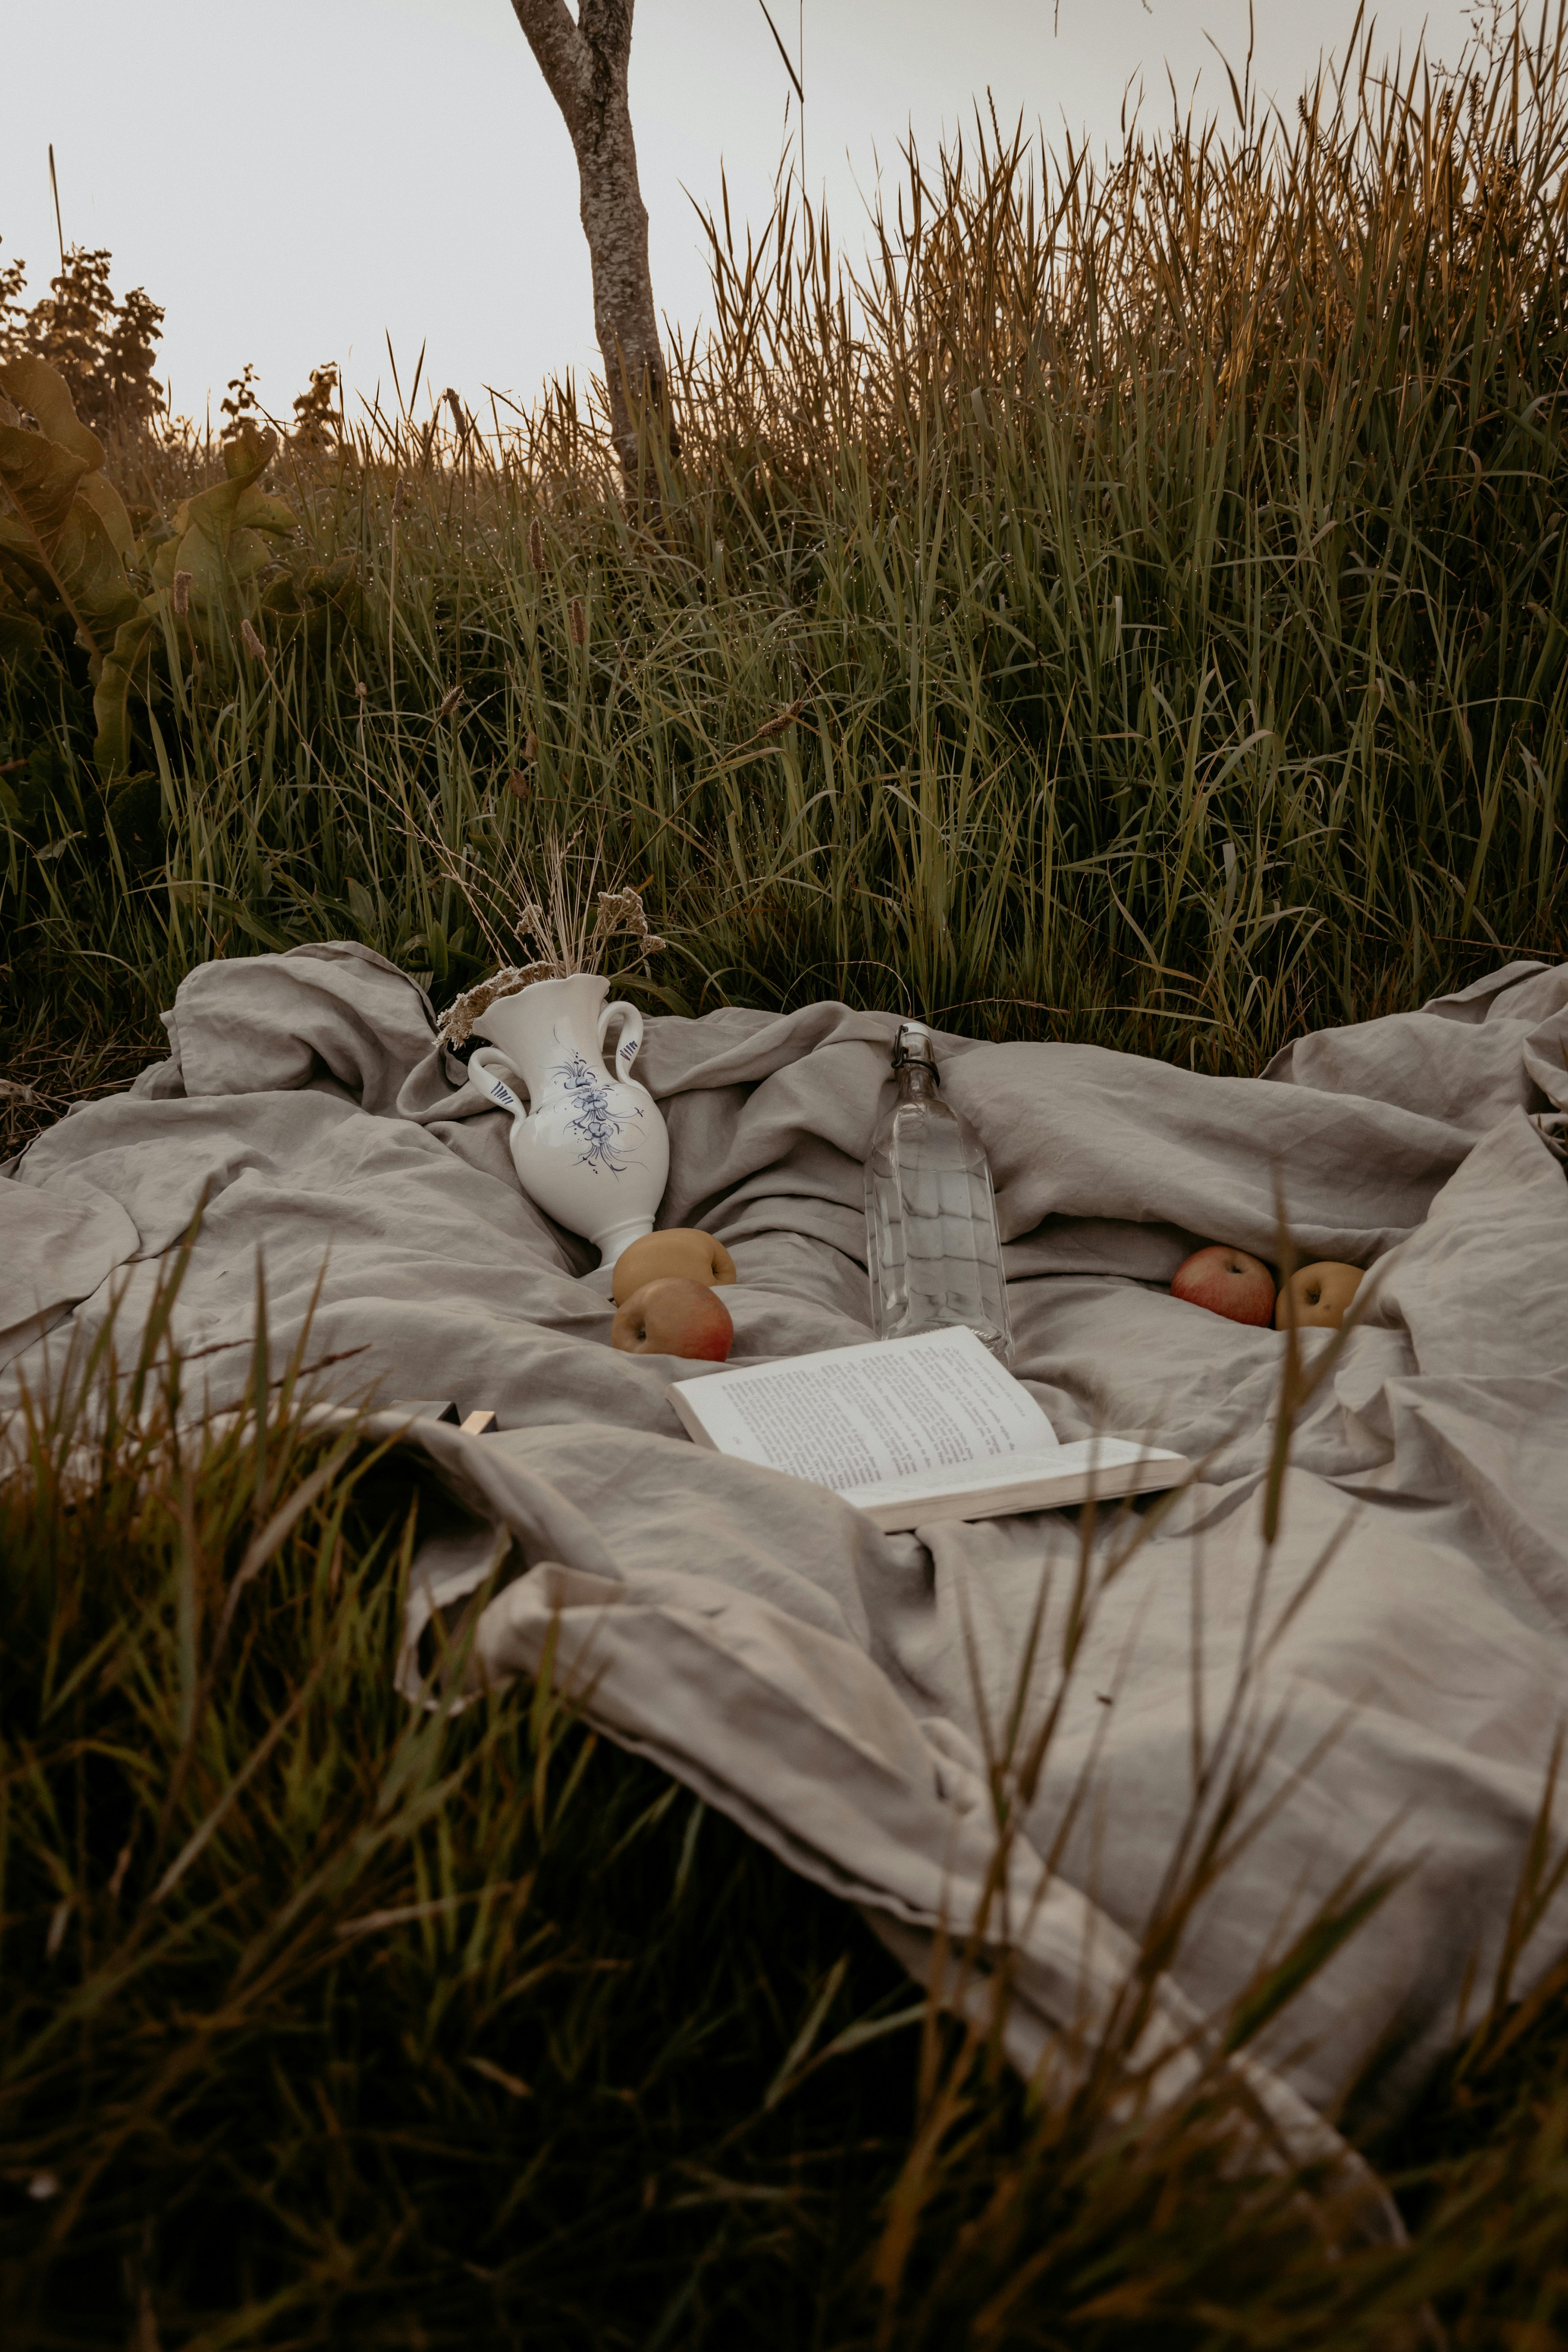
(611, 1276, 734, 1361)
(1170, 1244, 1275, 1327)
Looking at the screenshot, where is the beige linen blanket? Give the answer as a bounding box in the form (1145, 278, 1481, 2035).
(5, 943, 1567, 2168)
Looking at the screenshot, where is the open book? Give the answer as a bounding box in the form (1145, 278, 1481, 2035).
(666, 1326, 1189, 1533)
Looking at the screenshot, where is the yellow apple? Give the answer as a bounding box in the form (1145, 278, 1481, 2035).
(1275, 1262, 1364, 1331)
(611, 1227, 737, 1306)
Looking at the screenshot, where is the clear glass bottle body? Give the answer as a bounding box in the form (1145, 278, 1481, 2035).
(864, 1031, 1014, 1365)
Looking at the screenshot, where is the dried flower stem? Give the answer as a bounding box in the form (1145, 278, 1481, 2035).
(420, 827, 666, 1046)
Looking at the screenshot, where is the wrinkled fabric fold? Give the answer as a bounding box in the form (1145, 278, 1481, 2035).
(5, 942, 1567, 2142)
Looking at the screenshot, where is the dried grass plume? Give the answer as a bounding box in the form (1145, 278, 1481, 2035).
(431, 831, 665, 1047)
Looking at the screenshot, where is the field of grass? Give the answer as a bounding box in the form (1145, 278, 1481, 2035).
(4, 10, 1568, 2343)
(5, 15, 1566, 1103)
(6, 1292, 1568, 2351)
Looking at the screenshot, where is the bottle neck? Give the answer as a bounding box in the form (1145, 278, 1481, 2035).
(896, 1061, 939, 1103)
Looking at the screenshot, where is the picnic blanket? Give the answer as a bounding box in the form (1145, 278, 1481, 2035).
(5, 943, 1568, 2178)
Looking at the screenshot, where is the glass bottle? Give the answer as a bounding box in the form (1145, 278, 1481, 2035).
(864, 1022, 1014, 1364)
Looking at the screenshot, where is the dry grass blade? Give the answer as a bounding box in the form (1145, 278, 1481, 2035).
(428, 830, 666, 1044)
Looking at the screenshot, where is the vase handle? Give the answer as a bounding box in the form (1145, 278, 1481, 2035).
(468, 1047, 529, 1122)
(598, 999, 644, 1083)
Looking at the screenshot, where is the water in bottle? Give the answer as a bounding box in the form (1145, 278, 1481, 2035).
(864, 1021, 1014, 1364)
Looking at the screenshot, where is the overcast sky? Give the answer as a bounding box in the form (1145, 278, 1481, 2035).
(2, 1, 1478, 426)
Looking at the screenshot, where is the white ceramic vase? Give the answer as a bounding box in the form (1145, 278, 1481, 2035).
(466, 973, 669, 1273)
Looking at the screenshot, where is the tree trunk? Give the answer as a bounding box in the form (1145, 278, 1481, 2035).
(508, 0, 679, 484)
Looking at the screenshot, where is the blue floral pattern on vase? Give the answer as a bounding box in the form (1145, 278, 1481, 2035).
(556, 1047, 643, 1176)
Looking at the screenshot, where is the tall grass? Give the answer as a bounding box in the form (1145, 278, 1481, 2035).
(5, 1276, 1568, 2345)
(3, 10, 1565, 1081)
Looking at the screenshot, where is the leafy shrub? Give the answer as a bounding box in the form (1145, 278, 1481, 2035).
(0, 353, 142, 684)
(0, 357, 363, 802)
(0, 242, 165, 438)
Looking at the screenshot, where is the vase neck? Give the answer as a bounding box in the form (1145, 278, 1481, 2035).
(474, 974, 608, 1081)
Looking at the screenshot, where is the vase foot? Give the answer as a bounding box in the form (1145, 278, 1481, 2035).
(593, 1217, 658, 1275)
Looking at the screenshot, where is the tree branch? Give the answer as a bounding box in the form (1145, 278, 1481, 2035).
(508, 0, 592, 140)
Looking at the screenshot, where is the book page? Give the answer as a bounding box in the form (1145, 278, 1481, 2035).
(849, 1437, 1181, 1510)
(673, 1327, 1056, 1493)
